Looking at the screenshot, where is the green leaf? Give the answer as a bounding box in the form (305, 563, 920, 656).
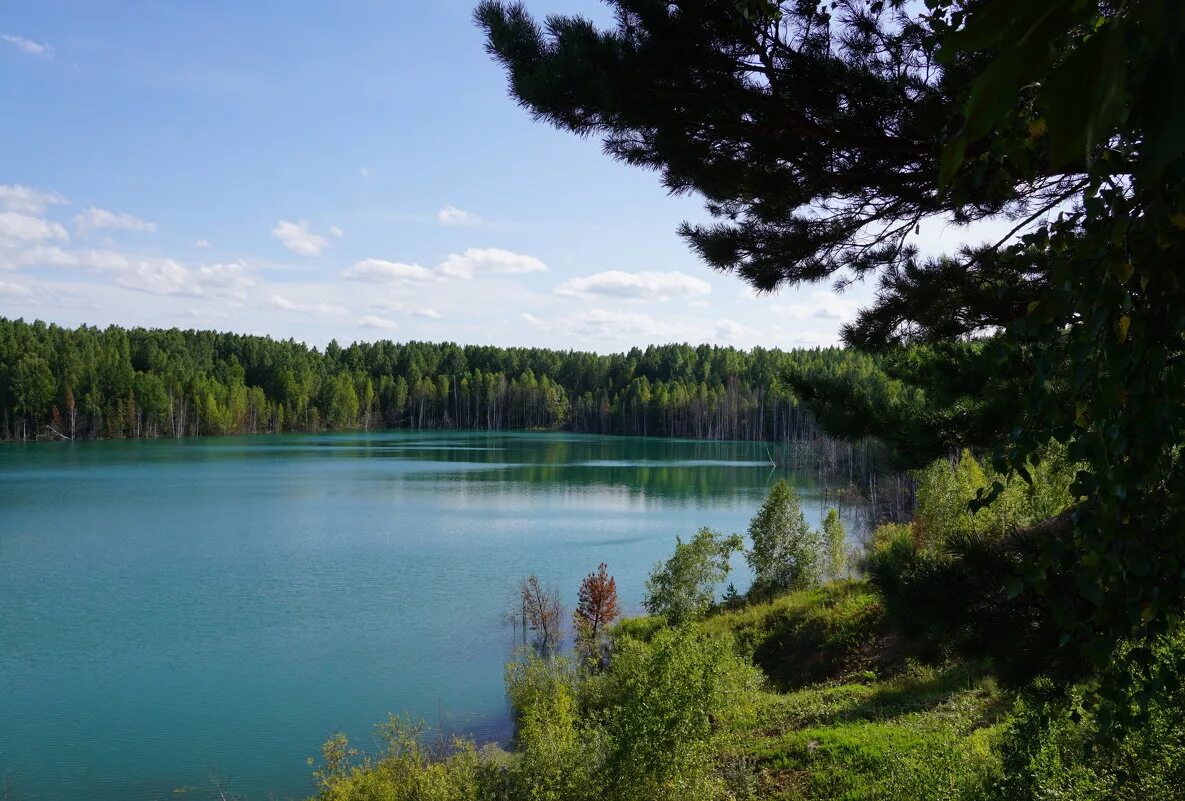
(962, 56, 1024, 142)
(939, 133, 967, 188)
(1005, 575, 1024, 599)
(939, 0, 1065, 63)
(1137, 49, 1185, 183)
(1043, 23, 1127, 168)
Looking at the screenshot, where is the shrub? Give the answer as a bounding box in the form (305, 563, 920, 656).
(746, 480, 822, 599)
(644, 527, 743, 625)
(598, 627, 762, 800)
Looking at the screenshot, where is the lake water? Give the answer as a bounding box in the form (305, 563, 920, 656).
(0, 431, 861, 800)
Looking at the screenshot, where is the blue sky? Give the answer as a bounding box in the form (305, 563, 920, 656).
(0, 1, 1006, 352)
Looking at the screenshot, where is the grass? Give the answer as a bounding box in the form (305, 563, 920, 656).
(684, 581, 1012, 800)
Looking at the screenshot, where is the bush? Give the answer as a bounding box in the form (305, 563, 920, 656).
(701, 582, 886, 690)
(310, 622, 763, 800)
(644, 527, 743, 625)
(510, 660, 594, 801)
(990, 628, 1185, 801)
(866, 530, 1073, 681)
(597, 627, 763, 800)
(310, 715, 506, 801)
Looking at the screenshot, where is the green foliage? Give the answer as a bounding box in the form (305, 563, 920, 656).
(913, 450, 991, 549)
(862, 447, 1079, 680)
(307, 570, 1185, 801)
(821, 509, 846, 579)
(912, 0, 1185, 703)
(507, 654, 592, 801)
(868, 522, 912, 555)
(310, 716, 503, 801)
(326, 372, 360, 429)
(313, 620, 760, 801)
(643, 527, 743, 626)
(912, 447, 1077, 551)
(478, 0, 1185, 706)
(991, 628, 1185, 801)
(598, 627, 762, 800)
(476, 1, 963, 286)
(700, 581, 886, 691)
(11, 354, 55, 435)
(746, 481, 822, 599)
(0, 316, 879, 444)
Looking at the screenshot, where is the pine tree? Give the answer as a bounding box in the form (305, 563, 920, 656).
(478, 0, 1185, 685)
(572, 563, 620, 668)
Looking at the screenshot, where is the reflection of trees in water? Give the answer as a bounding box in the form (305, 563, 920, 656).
(441, 462, 797, 502)
(201, 431, 906, 536)
(778, 436, 913, 529)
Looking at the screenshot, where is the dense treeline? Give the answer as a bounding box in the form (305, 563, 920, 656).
(0, 316, 875, 444)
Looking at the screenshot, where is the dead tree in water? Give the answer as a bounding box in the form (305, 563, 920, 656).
(516, 575, 562, 656)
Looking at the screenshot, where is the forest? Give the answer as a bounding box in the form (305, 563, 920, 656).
(309, 0, 1183, 798)
(0, 315, 881, 445)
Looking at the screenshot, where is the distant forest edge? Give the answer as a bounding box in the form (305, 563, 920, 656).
(0, 316, 873, 448)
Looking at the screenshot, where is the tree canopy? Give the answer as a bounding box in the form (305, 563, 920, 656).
(0, 315, 881, 445)
(746, 479, 821, 598)
(478, 0, 1185, 699)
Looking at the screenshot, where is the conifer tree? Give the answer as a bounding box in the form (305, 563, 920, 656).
(477, 0, 1185, 689)
(573, 563, 620, 667)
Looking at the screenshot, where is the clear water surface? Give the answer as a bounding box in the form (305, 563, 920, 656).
(0, 431, 861, 800)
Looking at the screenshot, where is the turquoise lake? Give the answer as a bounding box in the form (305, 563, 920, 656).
(0, 431, 862, 800)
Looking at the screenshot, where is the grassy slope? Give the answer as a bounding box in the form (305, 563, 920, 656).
(640, 582, 1012, 800)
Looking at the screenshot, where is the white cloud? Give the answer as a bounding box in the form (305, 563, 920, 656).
(437, 247, 545, 279)
(343, 258, 434, 283)
(371, 297, 406, 312)
(74, 207, 157, 235)
(568, 308, 686, 341)
(271, 219, 329, 256)
(0, 280, 34, 297)
(0, 212, 69, 246)
(358, 315, 399, 330)
(770, 290, 859, 322)
(180, 307, 229, 320)
(770, 324, 833, 348)
(64, 250, 255, 300)
(520, 308, 761, 345)
(329, 225, 344, 238)
(713, 318, 758, 341)
(0, 244, 77, 270)
(194, 239, 212, 249)
(437, 205, 481, 226)
(0, 184, 67, 214)
(270, 294, 346, 316)
(194, 261, 255, 300)
(411, 308, 442, 319)
(76, 249, 131, 271)
(554, 270, 711, 302)
(2, 34, 52, 57)
(116, 259, 203, 297)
